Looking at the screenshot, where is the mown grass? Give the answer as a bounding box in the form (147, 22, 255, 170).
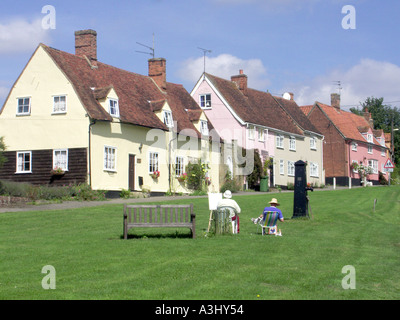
(0, 186, 399, 300)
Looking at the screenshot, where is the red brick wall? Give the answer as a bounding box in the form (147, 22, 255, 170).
(308, 106, 347, 178)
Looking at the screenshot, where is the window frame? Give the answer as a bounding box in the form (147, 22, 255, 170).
(17, 97, 31, 116)
(108, 98, 120, 118)
(276, 135, 284, 149)
(368, 159, 378, 174)
(199, 94, 212, 109)
(16, 151, 32, 174)
(288, 161, 295, 176)
(52, 95, 67, 114)
(175, 156, 184, 176)
(200, 120, 209, 136)
(279, 159, 284, 175)
(289, 136, 296, 151)
(53, 149, 69, 171)
(163, 110, 174, 128)
(310, 162, 319, 177)
(351, 142, 358, 151)
(104, 146, 117, 172)
(310, 136, 317, 150)
(148, 151, 159, 174)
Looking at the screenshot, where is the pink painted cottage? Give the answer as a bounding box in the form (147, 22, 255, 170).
(191, 71, 325, 188)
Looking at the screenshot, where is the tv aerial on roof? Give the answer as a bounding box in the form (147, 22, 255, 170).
(198, 47, 212, 74)
(136, 33, 155, 59)
(332, 80, 342, 94)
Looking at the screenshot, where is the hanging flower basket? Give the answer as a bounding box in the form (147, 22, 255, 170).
(150, 171, 160, 179)
(50, 167, 65, 175)
(205, 177, 211, 186)
(177, 173, 188, 183)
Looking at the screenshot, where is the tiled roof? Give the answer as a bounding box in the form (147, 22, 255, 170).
(205, 73, 321, 136)
(299, 105, 314, 116)
(316, 102, 382, 146)
(42, 44, 204, 137)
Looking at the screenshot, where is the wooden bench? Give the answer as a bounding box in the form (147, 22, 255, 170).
(123, 204, 196, 239)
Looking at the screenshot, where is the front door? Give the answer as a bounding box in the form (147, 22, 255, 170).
(129, 154, 135, 191)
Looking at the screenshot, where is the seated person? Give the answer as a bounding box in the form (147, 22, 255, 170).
(217, 190, 241, 233)
(252, 197, 284, 224)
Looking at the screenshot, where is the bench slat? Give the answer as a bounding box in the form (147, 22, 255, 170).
(123, 204, 195, 239)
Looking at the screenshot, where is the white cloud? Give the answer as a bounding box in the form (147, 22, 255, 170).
(178, 53, 270, 90)
(0, 18, 51, 54)
(287, 59, 400, 110)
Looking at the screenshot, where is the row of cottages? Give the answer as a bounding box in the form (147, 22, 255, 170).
(301, 93, 389, 186)
(191, 71, 325, 188)
(0, 30, 222, 196)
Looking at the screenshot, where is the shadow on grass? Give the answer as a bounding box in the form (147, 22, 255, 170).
(120, 231, 193, 240)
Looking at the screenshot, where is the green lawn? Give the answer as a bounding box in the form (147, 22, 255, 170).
(0, 186, 399, 300)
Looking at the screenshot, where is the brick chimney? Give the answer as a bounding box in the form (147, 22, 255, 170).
(363, 108, 374, 128)
(231, 70, 248, 96)
(331, 93, 340, 110)
(148, 58, 167, 91)
(75, 29, 97, 66)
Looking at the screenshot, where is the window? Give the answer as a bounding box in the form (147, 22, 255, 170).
(310, 162, 319, 177)
(289, 136, 296, 151)
(276, 135, 284, 149)
(247, 125, 255, 140)
(288, 161, 295, 176)
(162, 110, 174, 128)
(310, 137, 317, 150)
(16, 151, 32, 173)
(199, 94, 211, 108)
(175, 156, 184, 176)
(351, 142, 358, 151)
(149, 152, 159, 173)
(17, 97, 31, 115)
(368, 159, 378, 174)
(109, 99, 119, 117)
(200, 120, 209, 135)
(279, 159, 284, 175)
(53, 96, 67, 113)
(368, 145, 373, 154)
(53, 149, 68, 171)
(104, 146, 116, 171)
(381, 148, 386, 156)
(258, 127, 265, 142)
(367, 134, 373, 143)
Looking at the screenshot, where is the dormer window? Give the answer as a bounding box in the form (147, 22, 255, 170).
(367, 134, 373, 143)
(109, 99, 119, 117)
(163, 110, 174, 128)
(200, 120, 209, 135)
(200, 94, 211, 109)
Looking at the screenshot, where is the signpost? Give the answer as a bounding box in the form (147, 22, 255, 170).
(384, 158, 395, 185)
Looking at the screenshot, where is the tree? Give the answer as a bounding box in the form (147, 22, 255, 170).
(350, 97, 400, 165)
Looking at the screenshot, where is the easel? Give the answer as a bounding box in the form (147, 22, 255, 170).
(207, 193, 222, 232)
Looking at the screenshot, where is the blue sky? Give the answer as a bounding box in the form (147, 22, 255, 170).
(1, 0, 399, 110)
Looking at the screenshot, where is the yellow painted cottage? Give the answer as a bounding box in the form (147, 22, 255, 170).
(0, 30, 221, 196)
